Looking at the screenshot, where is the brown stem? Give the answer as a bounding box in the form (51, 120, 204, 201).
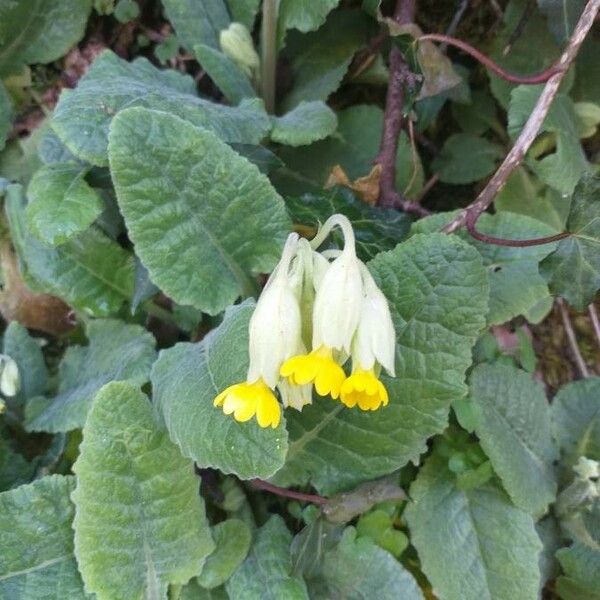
(558, 299, 590, 378)
(442, 0, 600, 235)
(250, 479, 328, 505)
(588, 304, 600, 349)
(419, 33, 564, 84)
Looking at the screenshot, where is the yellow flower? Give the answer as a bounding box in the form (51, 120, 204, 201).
(213, 378, 281, 428)
(340, 369, 389, 411)
(280, 346, 346, 399)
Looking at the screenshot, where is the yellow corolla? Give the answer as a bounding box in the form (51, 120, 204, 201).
(213, 379, 281, 428)
(339, 369, 389, 411)
(280, 346, 346, 399)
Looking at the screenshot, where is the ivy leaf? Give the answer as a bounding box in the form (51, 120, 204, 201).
(25, 319, 156, 433)
(405, 454, 542, 600)
(313, 527, 424, 600)
(551, 377, 600, 461)
(433, 133, 503, 184)
(286, 189, 411, 262)
(272, 233, 488, 494)
(72, 382, 215, 600)
(0, 0, 92, 76)
(556, 541, 600, 600)
(5, 183, 134, 316)
(0, 475, 88, 598)
(271, 101, 337, 147)
(194, 44, 255, 105)
(26, 163, 103, 246)
(278, 104, 423, 199)
(52, 50, 270, 166)
(469, 363, 558, 516)
(537, 0, 586, 43)
(226, 516, 309, 600)
(2, 321, 48, 409)
(0, 81, 12, 150)
(197, 519, 252, 589)
(108, 107, 290, 315)
(152, 302, 288, 480)
(162, 0, 230, 50)
(541, 175, 600, 310)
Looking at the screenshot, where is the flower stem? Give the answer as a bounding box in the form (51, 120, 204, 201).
(250, 479, 328, 505)
(260, 0, 278, 114)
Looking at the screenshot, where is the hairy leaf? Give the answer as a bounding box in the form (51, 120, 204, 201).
(405, 454, 542, 600)
(108, 107, 290, 315)
(0, 475, 88, 599)
(226, 516, 309, 599)
(271, 101, 337, 147)
(272, 234, 488, 494)
(72, 382, 214, 600)
(52, 50, 270, 166)
(25, 319, 156, 433)
(556, 541, 600, 600)
(469, 363, 558, 515)
(226, 0, 261, 29)
(279, 0, 340, 35)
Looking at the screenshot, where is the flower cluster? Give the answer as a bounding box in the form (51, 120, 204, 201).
(214, 214, 396, 428)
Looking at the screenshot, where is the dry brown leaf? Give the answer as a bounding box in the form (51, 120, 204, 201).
(325, 164, 382, 205)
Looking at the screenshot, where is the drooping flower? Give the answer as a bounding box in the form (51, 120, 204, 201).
(0, 355, 19, 398)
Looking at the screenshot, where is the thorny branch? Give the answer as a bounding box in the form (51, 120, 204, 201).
(441, 0, 600, 238)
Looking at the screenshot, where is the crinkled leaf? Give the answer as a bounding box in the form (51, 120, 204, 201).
(181, 582, 228, 600)
(0, 82, 12, 150)
(198, 519, 252, 589)
(272, 234, 488, 494)
(72, 382, 214, 600)
(537, 0, 586, 43)
(162, 0, 230, 50)
(226, 516, 309, 600)
(5, 183, 134, 316)
(152, 302, 288, 479)
(541, 175, 600, 310)
(271, 101, 337, 147)
(194, 44, 255, 105)
(313, 527, 423, 600)
(279, 0, 340, 35)
(405, 454, 542, 600)
(52, 50, 270, 166)
(556, 541, 600, 600)
(0, 475, 88, 599)
(433, 133, 503, 184)
(278, 104, 423, 199)
(26, 163, 103, 246)
(0, 0, 91, 76)
(469, 363, 558, 515)
(108, 107, 290, 315)
(551, 377, 600, 461)
(25, 319, 156, 433)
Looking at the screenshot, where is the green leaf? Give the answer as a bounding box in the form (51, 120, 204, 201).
(405, 454, 542, 600)
(108, 107, 290, 315)
(469, 363, 558, 515)
(271, 101, 337, 147)
(452, 90, 498, 136)
(509, 86, 587, 195)
(226, 0, 260, 30)
(272, 233, 488, 494)
(279, 0, 340, 36)
(556, 541, 600, 600)
(194, 44, 255, 105)
(113, 0, 139, 23)
(2, 322, 47, 408)
(278, 104, 423, 199)
(314, 527, 423, 600)
(25, 319, 156, 433)
(181, 582, 228, 600)
(0, 0, 92, 76)
(162, 0, 230, 51)
(0, 436, 36, 492)
(433, 133, 503, 184)
(540, 175, 600, 310)
(52, 50, 270, 166)
(26, 163, 103, 246)
(537, 0, 586, 43)
(197, 519, 252, 589)
(286, 188, 411, 262)
(0, 475, 88, 598)
(151, 302, 288, 480)
(281, 11, 373, 111)
(72, 382, 214, 600)
(551, 377, 600, 461)
(0, 81, 12, 150)
(226, 515, 309, 600)
(5, 183, 134, 316)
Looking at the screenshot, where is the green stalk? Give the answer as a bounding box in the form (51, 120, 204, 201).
(260, 0, 278, 114)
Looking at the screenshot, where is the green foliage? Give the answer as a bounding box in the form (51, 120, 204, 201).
(72, 382, 214, 599)
(0, 82, 11, 151)
(556, 541, 600, 600)
(270, 101, 337, 147)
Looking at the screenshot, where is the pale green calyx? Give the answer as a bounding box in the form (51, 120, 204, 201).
(219, 22, 260, 80)
(0, 354, 20, 397)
